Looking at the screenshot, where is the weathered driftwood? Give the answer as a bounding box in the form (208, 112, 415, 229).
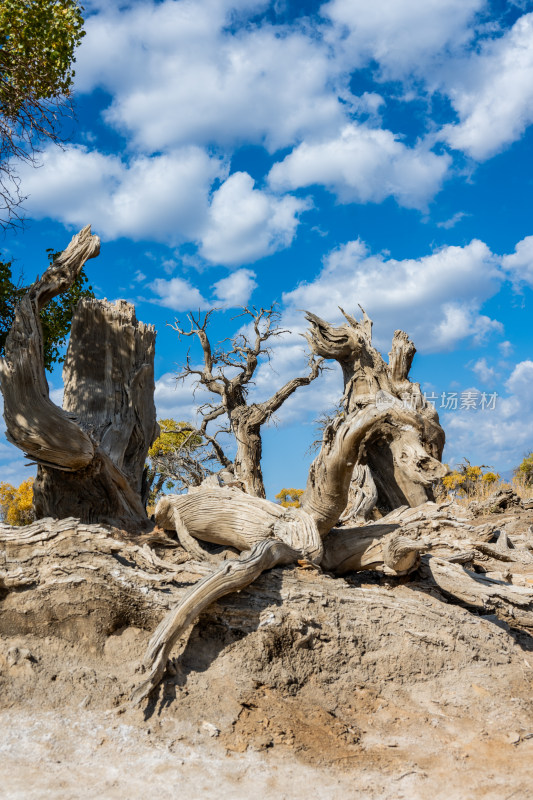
(5, 515, 533, 761)
(0, 226, 99, 471)
(469, 487, 524, 516)
(338, 465, 378, 525)
(321, 525, 428, 575)
(305, 308, 446, 516)
(132, 381, 448, 700)
(132, 538, 303, 704)
(418, 555, 533, 629)
(131, 487, 325, 699)
(0, 227, 158, 530)
(0, 517, 200, 643)
(300, 401, 443, 536)
(155, 489, 323, 561)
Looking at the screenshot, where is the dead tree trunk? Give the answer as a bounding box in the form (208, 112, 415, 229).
(305, 308, 445, 516)
(0, 226, 158, 531)
(231, 406, 267, 497)
(230, 366, 323, 497)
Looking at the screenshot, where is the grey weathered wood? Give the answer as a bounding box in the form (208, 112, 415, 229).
(2, 499, 533, 707)
(338, 465, 378, 525)
(133, 537, 301, 705)
(5, 257, 522, 711)
(418, 555, 533, 629)
(155, 489, 323, 561)
(305, 308, 446, 515)
(300, 401, 443, 536)
(321, 524, 427, 575)
(0, 226, 99, 471)
(0, 227, 157, 531)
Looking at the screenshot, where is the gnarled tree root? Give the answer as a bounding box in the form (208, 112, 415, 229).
(418, 555, 533, 629)
(132, 539, 299, 705)
(133, 489, 431, 703)
(131, 491, 533, 704)
(1, 511, 532, 709)
(322, 525, 428, 575)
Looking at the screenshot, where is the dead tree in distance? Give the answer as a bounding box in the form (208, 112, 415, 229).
(171, 307, 323, 498)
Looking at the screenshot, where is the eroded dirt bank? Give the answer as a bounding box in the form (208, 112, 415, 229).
(1, 505, 533, 798)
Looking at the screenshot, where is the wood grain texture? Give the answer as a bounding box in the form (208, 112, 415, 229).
(305, 308, 446, 516)
(0, 227, 157, 530)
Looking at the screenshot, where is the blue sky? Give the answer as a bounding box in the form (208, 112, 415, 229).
(1, 0, 532, 497)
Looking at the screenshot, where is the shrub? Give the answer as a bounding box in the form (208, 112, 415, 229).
(514, 452, 533, 486)
(0, 477, 35, 525)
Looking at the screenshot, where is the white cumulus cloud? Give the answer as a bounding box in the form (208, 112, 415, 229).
(322, 0, 484, 79)
(281, 238, 504, 352)
(212, 269, 257, 308)
(444, 359, 533, 471)
(440, 13, 533, 160)
(149, 266, 257, 312)
(75, 0, 346, 153)
(200, 172, 309, 265)
(18, 144, 227, 244)
(501, 234, 533, 287)
(471, 357, 498, 385)
(19, 147, 308, 265)
(268, 124, 450, 210)
(149, 277, 209, 311)
(153, 370, 218, 424)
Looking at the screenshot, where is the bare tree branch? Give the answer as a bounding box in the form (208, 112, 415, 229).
(256, 354, 324, 420)
(170, 306, 323, 497)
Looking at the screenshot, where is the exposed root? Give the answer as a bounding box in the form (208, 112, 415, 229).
(132, 538, 299, 705)
(170, 508, 213, 562)
(321, 525, 427, 575)
(381, 533, 428, 574)
(418, 555, 533, 629)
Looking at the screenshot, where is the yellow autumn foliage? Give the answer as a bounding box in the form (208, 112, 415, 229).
(442, 472, 465, 491)
(0, 477, 35, 526)
(442, 461, 501, 501)
(482, 471, 500, 484)
(275, 488, 304, 508)
(148, 419, 202, 459)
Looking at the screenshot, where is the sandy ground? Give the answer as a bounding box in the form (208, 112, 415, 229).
(1, 629, 532, 800)
(1, 705, 532, 800)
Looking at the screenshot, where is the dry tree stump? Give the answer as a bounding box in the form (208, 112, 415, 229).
(0, 226, 158, 531)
